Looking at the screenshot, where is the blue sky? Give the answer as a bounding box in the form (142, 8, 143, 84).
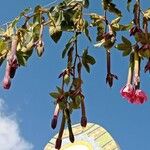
(0, 0, 150, 150)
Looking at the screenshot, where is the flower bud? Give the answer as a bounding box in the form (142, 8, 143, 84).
(2, 76, 11, 89)
(51, 116, 58, 129)
(81, 116, 87, 127)
(64, 74, 70, 85)
(55, 138, 62, 150)
(69, 131, 75, 143)
(51, 104, 59, 129)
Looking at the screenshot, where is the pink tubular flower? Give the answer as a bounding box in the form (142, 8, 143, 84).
(2, 61, 11, 89)
(134, 89, 148, 104)
(51, 104, 59, 129)
(120, 84, 135, 100)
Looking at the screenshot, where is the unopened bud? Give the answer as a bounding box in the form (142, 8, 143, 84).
(3, 76, 11, 89)
(64, 74, 70, 85)
(81, 116, 87, 127)
(69, 132, 75, 143)
(55, 138, 62, 150)
(51, 116, 58, 129)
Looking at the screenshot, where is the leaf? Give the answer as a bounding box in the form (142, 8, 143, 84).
(111, 17, 121, 25)
(56, 86, 63, 94)
(33, 5, 42, 24)
(102, 0, 122, 16)
(108, 3, 122, 16)
(49, 92, 59, 99)
(62, 35, 76, 58)
(115, 36, 132, 56)
(82, 48, 95, 73)
(144, 8, 150, 21)
(86, 55, 96, 65)
(84, 21, 92, 42)
(122, 36, 131, 46)
(48, 11, 63, 43)
(127, 0, 132, 11)
(0, 39, 7, 53)
(122, 49, 132, 56)
(84, 0, 89, 8)
(36, 41, 44, 57)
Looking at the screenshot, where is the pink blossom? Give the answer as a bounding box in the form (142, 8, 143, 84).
(120, 84, 135, 100)
(51, 104, 59, 129)
(134, 89, 148, 104)
(2, 62, 11, 89)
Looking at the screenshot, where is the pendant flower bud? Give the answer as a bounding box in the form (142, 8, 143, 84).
(2, 76, 11, 89)
(51, 104, 59, 129)
(81, 116, 87, 127)
(55, 138, 62, 150)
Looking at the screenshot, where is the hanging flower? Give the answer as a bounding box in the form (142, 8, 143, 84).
(120, 84, 135, 101)
(2, 61, 11, 89)
(134, 89, 148, 104)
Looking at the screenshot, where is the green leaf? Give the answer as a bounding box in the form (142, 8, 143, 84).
(33, 5, 42, 24)
(108, 3, 122, 16)
(62, 35, 76, 58)
(56, 86, 63, 94)
(0, 39, 6, 53)
(115, 36, 132, 56)
(82, 48, 95, 73)
(111, 17, 121, 25)
(16, 51, 27, 66)
(122, 36, 131, 46)
(86, 55, 96, 65)
(127, 0, 132, 11)
(84, 21, 92, 42)
(49, 92, 59, 99)
(122, 49, 132, 56)
(48, 11, 63, 43)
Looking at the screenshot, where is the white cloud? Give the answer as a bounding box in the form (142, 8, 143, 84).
(0, 98, 33, 150)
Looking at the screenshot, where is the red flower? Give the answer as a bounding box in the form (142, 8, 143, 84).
(120, 84, 135, 100)
(134, 89, 148, 104)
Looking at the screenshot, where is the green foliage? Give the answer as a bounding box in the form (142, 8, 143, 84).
(82, 48, 96, 73)
(115, 36, 132, 56)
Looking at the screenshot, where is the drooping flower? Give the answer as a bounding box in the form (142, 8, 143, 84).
(120, 84, 135, 101)
(134, 89, 148, 104)
(2, 61, 11, 89)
